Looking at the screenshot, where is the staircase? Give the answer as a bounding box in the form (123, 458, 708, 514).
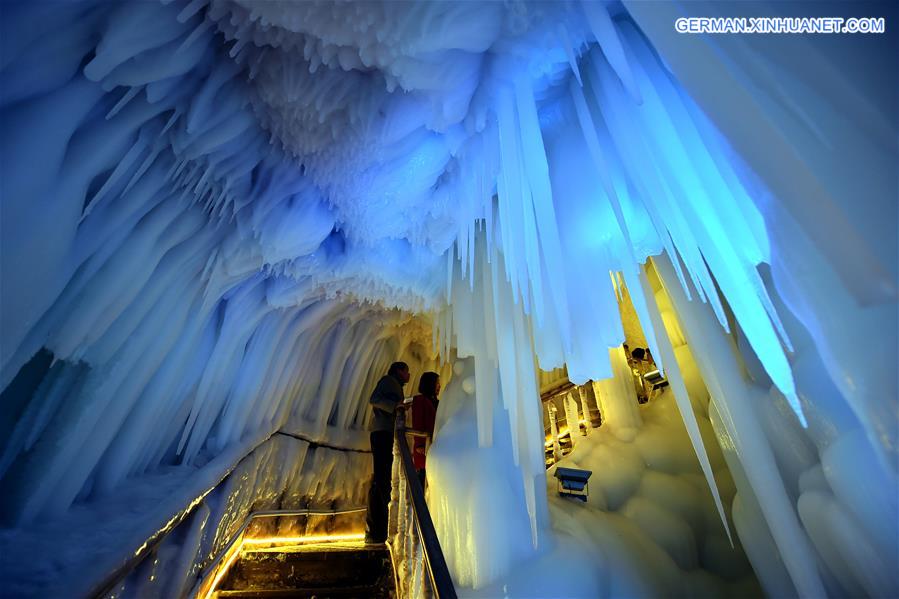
(210, 539, 395, 598)
(100, 412, 456, 599)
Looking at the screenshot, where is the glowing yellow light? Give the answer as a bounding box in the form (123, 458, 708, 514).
(200, 531, 366, 599)
(243, 532, 365, 546)
(201, 538, 243, 599)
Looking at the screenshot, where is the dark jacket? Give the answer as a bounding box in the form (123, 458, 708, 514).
(369, 374, 406, 432)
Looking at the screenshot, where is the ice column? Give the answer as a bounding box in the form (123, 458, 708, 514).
(548, 404, 562, 462)
(577, 386, 594, 436)
(591, 346, 642, 435)
(564, 391, 582, 447)
(653, 252, 825, 598)
(428, 357, 540, 590)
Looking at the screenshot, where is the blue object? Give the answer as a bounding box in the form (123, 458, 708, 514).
(554, 467, 593, 501)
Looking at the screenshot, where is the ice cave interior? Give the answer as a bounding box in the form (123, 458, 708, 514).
(0, 1, 897, 598)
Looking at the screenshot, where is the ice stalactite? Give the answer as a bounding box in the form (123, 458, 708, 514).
(0, 0, 455, 531)
(639, 267, 733, 544)
(626, 0, 898, 465)
(438, 236, 552, 548)
(654, 252, 827, 598)
(430, 1, 894, 592)
(428, 357, 543, 590)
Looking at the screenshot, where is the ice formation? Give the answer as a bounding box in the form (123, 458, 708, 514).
(1, 0, 896, 597)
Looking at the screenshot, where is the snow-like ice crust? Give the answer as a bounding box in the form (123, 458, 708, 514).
(431, 356, 760, 597)
(0, 0, 896, 597)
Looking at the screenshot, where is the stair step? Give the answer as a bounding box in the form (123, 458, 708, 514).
(215, 583, 391, 598)
(217, 546, 394, 596)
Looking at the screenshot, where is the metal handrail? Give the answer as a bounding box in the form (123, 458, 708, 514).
(87, 430, 278, 599)
(87, 429, 368, 599)
(394, 416, 457, 599)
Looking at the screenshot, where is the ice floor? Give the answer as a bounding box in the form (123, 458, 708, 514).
(537, 392, 761, 599)
(430, 357, 760, 598)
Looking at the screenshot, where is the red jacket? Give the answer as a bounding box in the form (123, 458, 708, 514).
(411, 394, 438, 470)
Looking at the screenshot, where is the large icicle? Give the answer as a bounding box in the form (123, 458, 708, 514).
(654, 252, 825, 598)
(639, 266, 732, 543)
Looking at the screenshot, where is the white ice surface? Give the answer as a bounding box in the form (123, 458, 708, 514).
(430, 357, 759, 598)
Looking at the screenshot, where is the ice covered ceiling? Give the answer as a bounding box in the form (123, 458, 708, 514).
(0, 1, 896, 590)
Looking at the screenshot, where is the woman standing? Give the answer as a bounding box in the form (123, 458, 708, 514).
(410, 371, 440, 489)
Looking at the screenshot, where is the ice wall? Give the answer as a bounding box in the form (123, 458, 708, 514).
(0, 0, 452, 529)
(0, 434, 371, 597)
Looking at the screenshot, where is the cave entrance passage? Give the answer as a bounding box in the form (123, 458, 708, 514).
(538, 266, 664, 468)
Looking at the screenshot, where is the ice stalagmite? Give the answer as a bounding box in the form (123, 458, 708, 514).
(563, 392, 581, 448)
(548, 404, 562, 463)
(592, 347, 642, 435)
(577, 386, 594, 437)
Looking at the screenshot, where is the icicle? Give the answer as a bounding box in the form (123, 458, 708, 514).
(557, 24, 583, 86)
(160, 108, 181, 137)
(592, 347, 641, 431)
(177, 18, 213, 54)
(80, 133, 147, 222)
(655, 252, 822, 595)
(577, 385, 593, 435)
(467, 221, 476, 290)
(431, 310, 439, 356)
(123, 142, 164, 195)
(176, 0, 207, 23)
(513, 77, 572, 348)
(609, 271, 621, 302)
(620, 267, 663, 378)
(639, 266, 733, 543)
(105, 86, 141, 120)
(474, 353, 495, 447)
(580, 0, 642, 103)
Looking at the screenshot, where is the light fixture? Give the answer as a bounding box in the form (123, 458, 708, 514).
(553, 467, 592, 502)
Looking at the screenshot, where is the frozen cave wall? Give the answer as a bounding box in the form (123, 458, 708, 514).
(1, 434, 373, 597)
(1, 0, 897, 597)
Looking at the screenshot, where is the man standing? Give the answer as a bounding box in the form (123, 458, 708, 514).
(365, 361, 410, 543)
